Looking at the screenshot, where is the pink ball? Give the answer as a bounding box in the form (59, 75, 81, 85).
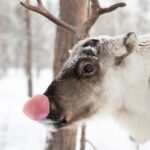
(23, 95, 50, 121)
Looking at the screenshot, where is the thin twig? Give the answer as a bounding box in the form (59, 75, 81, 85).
(85, 139, 98, 150)
(80, 124, 86, 150)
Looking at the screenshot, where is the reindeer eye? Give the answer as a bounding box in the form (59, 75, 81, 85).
(83, 64, 94, 73)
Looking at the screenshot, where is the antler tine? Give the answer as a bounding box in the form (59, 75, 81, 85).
(75, 0, 101, 39)
(100, 2, 126, 14)
(76, 0, 126, 39)
(91, 0, 100, 12)
(20, 0, 77, 34)
(37, 0, 43, 7)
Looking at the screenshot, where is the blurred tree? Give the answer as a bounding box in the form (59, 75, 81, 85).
(25, 0, 33, 97)
(46, 0, 88, 150)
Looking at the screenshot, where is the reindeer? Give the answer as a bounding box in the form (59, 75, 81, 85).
(21, 0, 150, 143)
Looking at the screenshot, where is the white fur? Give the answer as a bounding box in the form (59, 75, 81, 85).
(68, 34, 150, 143)
(57, 34, 150, 143)
(100, 35, 150, 143)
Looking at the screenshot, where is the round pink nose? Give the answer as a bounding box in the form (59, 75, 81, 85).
(23, 95, 50, 121)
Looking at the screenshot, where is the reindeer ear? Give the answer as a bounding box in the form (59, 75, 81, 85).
(115, 32, 138, 66)
(124, 32, 138, 51)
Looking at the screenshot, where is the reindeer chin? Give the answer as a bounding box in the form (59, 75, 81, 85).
(39, 117, 68, 131)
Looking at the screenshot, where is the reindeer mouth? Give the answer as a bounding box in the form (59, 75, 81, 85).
(45, 112, 68, 129)
(51, 117, 68, 128)
(40, 116, 68, 129)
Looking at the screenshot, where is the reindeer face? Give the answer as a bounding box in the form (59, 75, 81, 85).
(43, 39, 103, 129)
(43, 33, 138, 129)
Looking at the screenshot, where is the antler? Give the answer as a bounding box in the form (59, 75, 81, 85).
(20, 0, 126, 40)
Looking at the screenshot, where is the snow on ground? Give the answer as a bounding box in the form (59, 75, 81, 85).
(0, 69, 150, 150)
(0, 69, 52, 150)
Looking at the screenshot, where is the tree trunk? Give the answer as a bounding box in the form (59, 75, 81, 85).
(53, 0, 88, 75)
(46, 0, 88, 150)
(25, 0, 33, 97)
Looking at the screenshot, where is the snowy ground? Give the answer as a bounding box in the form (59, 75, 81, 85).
(0, 69, 150, 150)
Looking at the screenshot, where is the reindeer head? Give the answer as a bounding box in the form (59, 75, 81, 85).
(42, 32, 138, 129)
(21, 0, 127, 130)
